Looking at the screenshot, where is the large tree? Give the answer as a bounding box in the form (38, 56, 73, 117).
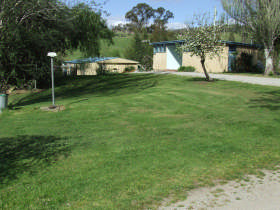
(0, 0, 112, 93)
(125, 3, 154, 33)
(222, 0, 280, 75)
(177, 14, 225, 81)
(151, 7, 174, 42)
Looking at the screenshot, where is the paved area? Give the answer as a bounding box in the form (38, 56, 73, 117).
(135, 71, 280, 87)
(172, 72, 280, 87)
(160, 167, 280, 210)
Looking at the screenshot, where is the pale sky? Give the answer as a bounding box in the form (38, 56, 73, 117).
(102, 0, 224, 29)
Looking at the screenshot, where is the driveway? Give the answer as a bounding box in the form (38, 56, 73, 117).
(135, 71, 280, 87)
(172, 72, 280, 87)
(160, 167, 280, 210)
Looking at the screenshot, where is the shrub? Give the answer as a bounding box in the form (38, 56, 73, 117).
(96, 64, 107, 76)
(124, 66, 135, 72)
(178, 66, 196, 72)
(253, 61, 265, 74)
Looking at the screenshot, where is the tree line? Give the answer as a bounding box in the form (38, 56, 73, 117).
(0, 0, 113, 92)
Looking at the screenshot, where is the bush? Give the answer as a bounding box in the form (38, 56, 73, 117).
(124, 66, 135, 72)
(253, 61, 265, 74)
(96, 64, 107, 76)
(178, 66, 196, 72)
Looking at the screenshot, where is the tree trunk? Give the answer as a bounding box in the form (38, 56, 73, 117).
(264, 47, 274, 75)
(200, 57, 210, 81)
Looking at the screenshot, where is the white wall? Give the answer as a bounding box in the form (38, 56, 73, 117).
(166, 46, 181, 70)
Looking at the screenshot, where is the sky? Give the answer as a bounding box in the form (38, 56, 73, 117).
(102, 0, 225, 29)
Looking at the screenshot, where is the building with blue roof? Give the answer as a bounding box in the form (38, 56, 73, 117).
(151, 40, 262, 73)
(63, 57, 139, 76)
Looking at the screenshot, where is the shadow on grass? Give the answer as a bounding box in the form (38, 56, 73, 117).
(187, 77, 220, 83)
(0, 135, 70, 184)
(249, 90, 280, 110)
(12, 74, 160, 107)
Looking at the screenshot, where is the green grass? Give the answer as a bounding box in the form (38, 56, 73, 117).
(64, 35, 133, 61)
(100, 35, 133, 58)
(1, 74, 280, 209)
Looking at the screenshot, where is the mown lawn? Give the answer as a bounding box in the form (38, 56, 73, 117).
(1, 74, 280, 209)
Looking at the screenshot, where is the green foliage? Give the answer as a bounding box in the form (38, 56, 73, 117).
(124, 33, 153, 71)
(125, 3, 154, 32)
(177, 13, 225, 59)
(178, 66, 196, 72)
(231, 52, 264, 74)
(150, 7, 174, 42)
(70, 3, 113, 57)
(124, 66, 136, 72)
(222, 0, 280, 75)
(177, 13, 225, 80)
(125, 3, 174, 41)
(0, 0, 113, 91)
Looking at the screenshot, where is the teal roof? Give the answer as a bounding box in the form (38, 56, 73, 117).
(64, 57, 117, 64)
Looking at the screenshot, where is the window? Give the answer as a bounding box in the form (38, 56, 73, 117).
(153, 44, 166, 54)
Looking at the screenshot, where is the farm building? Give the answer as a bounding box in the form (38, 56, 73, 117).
(64, 57, 139, 76)
(151, 40, 262, 73)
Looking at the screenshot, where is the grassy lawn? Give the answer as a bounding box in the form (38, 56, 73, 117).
(1, 74, 280, 209)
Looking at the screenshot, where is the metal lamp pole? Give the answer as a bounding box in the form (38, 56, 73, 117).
(47, 52, 57, 107)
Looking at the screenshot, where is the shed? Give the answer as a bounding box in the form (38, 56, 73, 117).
(151, 40, 262, 73)
(64, 57, 139, 76)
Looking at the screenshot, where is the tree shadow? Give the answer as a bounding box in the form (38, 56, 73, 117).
(187, 77, 220, 83)
(11, 74, 160, 107)
(0, 135, 71, 184)
(248, 90, 280, 110)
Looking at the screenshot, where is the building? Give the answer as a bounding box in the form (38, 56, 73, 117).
(151, 40, 261, 73)
(64, 57, 139, 76)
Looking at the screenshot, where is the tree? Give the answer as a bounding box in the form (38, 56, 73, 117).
(222, 0, 280, 75)
(125, 3, 154, 33)
(124, 33, 153, 71)
(0, 0, 112, 93)
(70, 3, 113, 57)
(151, 7, 174, 42)
(153, 7, 174, 30)
(177, 13, 225, 81)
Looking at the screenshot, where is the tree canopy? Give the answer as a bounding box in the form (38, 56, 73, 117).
(0, 0, 113, 92)
(125, 3, 174, 39)
(177, 13, 225, 81)
(125, 3, 154, 32)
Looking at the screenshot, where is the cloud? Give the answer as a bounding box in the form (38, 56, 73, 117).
(167, 22, 186, 30)
(106, 16, 127, 27)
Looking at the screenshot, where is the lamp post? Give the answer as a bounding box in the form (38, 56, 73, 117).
(47, 52, 57, 107)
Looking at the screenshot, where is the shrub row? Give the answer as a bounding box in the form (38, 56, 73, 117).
(178, 66, 196, 72)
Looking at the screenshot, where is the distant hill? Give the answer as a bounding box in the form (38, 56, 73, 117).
(64, 33, 134, 61)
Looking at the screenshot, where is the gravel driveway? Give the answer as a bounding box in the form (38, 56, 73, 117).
(160, 167, 280, 210)
(135, 71, 280, 87)
(172, 72, 280, 87)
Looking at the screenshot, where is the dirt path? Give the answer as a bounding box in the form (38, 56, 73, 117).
(160, 167, 280, 210)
